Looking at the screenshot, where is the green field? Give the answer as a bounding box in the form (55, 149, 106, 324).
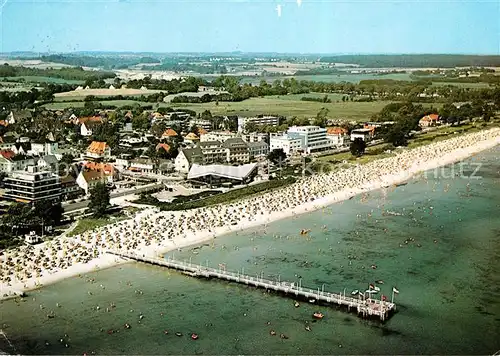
(270, 93, 347, 101)
(430, 81, 493, 89)
(43, 100, 156, 110)
(5, 76, 84, 84)
(172, 97, 394, 120)
(237, 72, 414, 85)
(43, 95, 443, 120)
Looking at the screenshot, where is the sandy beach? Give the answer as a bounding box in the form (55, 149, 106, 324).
(1, 127, 500, 301)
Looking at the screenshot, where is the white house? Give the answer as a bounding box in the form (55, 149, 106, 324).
(129, 158, 156, 174)
(326, 127, 349, 146)
(76, 169, 113, 195)
(29, 142, 59, 156)
(85, 141, 111, 160)
(350, 128, 373, 141)
(174, 147, 204, 173)
(81, 122, 94, 136)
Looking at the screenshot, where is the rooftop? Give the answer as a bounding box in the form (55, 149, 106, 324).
(87, 141, 108, 155)
(188, 163, 257, 181)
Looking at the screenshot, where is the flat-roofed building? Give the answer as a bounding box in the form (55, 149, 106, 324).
(237, 116, 280, 132)
(269, 134, 303, 155)
(200, 130, 238, 143)
(3, 166, 61, 203)
(350, 128, 373, 141)
(187, 163, 258, 187)
(287, 126, 333, 154)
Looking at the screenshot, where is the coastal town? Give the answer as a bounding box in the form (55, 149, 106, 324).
(0, 94, 499, 298)
(0, 8, 500, 350)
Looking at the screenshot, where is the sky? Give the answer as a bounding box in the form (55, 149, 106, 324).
(0, 0, 499, 54)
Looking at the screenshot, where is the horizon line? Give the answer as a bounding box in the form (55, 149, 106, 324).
(1, 51, 500, 57)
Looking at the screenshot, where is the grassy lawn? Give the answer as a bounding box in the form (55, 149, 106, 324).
(173, 97, 394, 120)
(317, 142, 394, 165)
(66, 208, 138, 237)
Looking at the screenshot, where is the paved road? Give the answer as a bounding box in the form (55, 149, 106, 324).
(63, 183, 164, 213)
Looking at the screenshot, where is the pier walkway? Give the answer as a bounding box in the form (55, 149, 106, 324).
(109, 251, 396, 321)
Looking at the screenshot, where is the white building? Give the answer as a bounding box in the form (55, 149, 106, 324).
(350, 128, 373, 141)
(240, 132, 268, 143)
(129, 158, 156, 174)
(269, 134, 303, 155)
(174, 147, 204, 174)
(326, 127, 349, 146)
(286, 126, 333, 154)
(247, 141, 269, 158)
(237, 116, 280, 133)
(200, 131, 238, 143)
(29, 142, 59, 156)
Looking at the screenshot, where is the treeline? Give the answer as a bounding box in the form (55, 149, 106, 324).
(0, 63, 115, 81)
(294, 68, 342, 76)
(145, 62, 228, 74)
(301, 95, 332, 103)
(410, 73, 500, 84)
(40, 55, 160, 70)
(318, 55, 500, 68)
(126, 76, 206, 92)
(171, 93, 234, 103)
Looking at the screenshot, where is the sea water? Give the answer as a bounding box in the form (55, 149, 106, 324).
(1, 147, 499, 355)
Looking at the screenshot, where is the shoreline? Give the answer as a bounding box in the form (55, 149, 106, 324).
(1, 129, 500, 301)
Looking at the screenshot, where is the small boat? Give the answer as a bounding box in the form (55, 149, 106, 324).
(313, 312, 324, 319)
(280, 333, 289, 339)
(191, 333, 199, 340)
(163, 330, 169, 335)
(351, 289, 359, 295)
(308, 299, 316, 303)
(175, 332, 183, 337)
(370, 265, 377, 269)
(124, 323, 131, 329)
(270, 330, 276, 336)
(294, 301, 300, 308)
(305, 325, 311, 331)
(376, 280, 384, 284)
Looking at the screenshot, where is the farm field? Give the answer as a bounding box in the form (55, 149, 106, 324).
(270, 93, 347, 101)
(42, 100, 154, 110)
(237, 72, 414, 85)
(430, 81, 493, 88)
(4, 76, 84, 84)
(43, 94, 442, 119)
(171, 97, 394, 120)
(54, 88, 163, 98)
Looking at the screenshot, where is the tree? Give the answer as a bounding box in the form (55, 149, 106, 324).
(350, 138, 367, 157)
(88, 182, 110, 218)
(384, 124, 408, 147)
(267, 148, 287, 165)
(245, 122, 259, 133)
(33, 200, 63, 228)
(313, 107, 329, 127)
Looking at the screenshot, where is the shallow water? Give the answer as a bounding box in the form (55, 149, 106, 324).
(1, 147, 499, 355)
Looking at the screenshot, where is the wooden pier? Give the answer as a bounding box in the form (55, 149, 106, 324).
(109, 251, 396, 321)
